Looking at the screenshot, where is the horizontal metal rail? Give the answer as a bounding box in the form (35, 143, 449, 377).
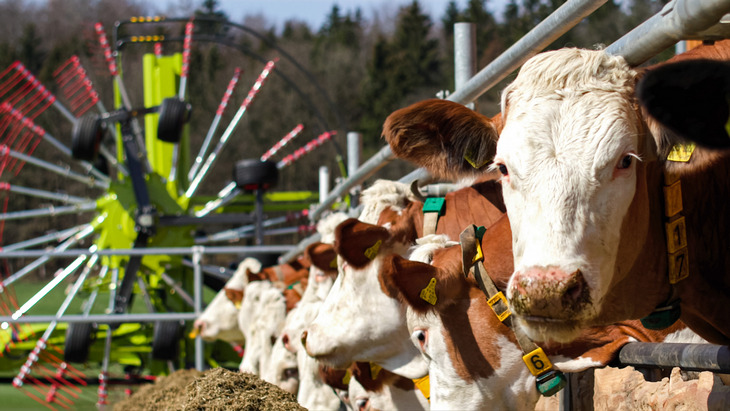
(619, 342, 730, 373)
(0, 245, 295, 258)
(0, 313, 198, 324)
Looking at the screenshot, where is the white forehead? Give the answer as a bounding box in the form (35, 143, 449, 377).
(498, 49, 640, 181)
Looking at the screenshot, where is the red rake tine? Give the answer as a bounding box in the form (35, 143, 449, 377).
(17, 386, 57, 411)
(261, 124, 304, 161)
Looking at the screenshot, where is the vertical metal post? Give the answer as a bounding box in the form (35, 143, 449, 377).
(454, 22, 477, 110)
(254, 189, 265, 245)
(192, 246, 204, 371)
(319, 166, 330, 204)
(347, 132, 362, 209)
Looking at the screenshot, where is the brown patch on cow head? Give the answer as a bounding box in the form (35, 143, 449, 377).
(224, 287, 244, 306)
(305, 242, 338, 276)
(378, 200, 423, 245)
(318, 363, 350, 391)
(334, 219, 391, 269)
(378, 248, 466, 314)
(383, 99, 501, 181)
(246, 268, 263, 283)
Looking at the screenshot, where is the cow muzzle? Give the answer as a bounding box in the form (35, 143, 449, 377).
(508, 266, 591, 320)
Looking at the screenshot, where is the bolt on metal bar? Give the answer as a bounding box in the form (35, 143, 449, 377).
(0, 201, 97, 221)
(160, 272, 195, 308)
(606, 0, 730, 66)
(1, 146, 109, 189)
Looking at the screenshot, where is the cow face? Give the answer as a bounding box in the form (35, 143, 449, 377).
(303, 218, 427, 379)
(494, 48, 646, 342)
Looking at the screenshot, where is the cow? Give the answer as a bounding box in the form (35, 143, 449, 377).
(237, 280, 287, 375)
(382, 41, 730, 344)
(191, 257, 262, 344)
(379, 229, 704, 409)
(303, 177, 506, 377)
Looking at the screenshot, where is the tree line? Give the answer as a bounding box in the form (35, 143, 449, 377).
(0, 0, 669, 250)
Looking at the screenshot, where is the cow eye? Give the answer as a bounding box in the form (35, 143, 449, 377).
(412, 329, 428, 352)
(617, 155, 633, 169)
(497, 163, 508, 176)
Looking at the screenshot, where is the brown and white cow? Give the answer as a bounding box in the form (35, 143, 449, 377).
(303, 177, 506, 377)
(191, 257, 262, 343)
(380, 228, 703, 409)
(383, 41, 730, 344)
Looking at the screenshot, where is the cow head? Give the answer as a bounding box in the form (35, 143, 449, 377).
(303, 218, 427, 378)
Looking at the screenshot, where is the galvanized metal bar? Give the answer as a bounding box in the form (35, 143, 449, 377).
(455, 22, 477, 110)
(319, 166, 330, 205)
(347, 132, 363, 209)
(1, 146, 109, 189)
(619, 342, 730, 373)
(0, 223, 97, 287)
(82, 264, 109, 316)
(192, 246, 204, 371)
(189, 68, 242, 181)
(160, 272, 195, 308)
(181, 259, 234, 281)
(12, 253, 88, 319)
(0, 201, 97, 221)
(310, 145, 395, 220)
(0, 224, 89, 251)
(606, 0, 730, 66)
(0, 313, 199, 324)
(136, 276, 155, 313)
(7, 184, 91, 204)
(0, 244, 296, 258)
(194, 181, 240, 217)
(447, 0, 609, 105)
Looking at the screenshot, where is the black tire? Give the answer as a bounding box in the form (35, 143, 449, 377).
(64, 322, 95, 363)
(72, 114, 104, 161)
(151, 320, 182, 361)
(157, 98, 191, 143)
(234, 159, 278, 191)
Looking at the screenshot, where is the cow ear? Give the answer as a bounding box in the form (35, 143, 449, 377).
(379, 254, 445, 314)
(334, 219, 391, 269)
(245, 268, 260, 283)
(305, 242, 338, 274)
(382, 99, 500, 181)
(638, 59, 730, 149)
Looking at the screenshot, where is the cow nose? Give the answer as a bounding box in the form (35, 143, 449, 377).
(509, 267, 590, 318)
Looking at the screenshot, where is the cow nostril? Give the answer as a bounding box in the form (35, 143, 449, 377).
(301, 330, 308, 347)
(282, 333, 290, 347)
(562, 270, 587, 307)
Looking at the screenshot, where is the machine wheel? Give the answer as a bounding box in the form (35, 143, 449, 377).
(71, 114, 104, 161)
(157, 97, 191, 143)
(234, 159, 278, 191)
(151, 320, 183, 361)
(64, 322, 95, 363)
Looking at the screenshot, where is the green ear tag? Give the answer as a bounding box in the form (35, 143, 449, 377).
(422, 197, 445, 215)
(535, 370, 567, 397)
(640, 299, 681, 330)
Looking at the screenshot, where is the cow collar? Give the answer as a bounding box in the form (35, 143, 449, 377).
(459, 224, 566, 397)
(411, 180, 446, 236)
(640, 164, 690, 330)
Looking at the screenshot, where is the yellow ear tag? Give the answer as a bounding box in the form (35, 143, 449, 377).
(234, 301, 242, 309)
(369, 363, 382, 380)
(329, 258, 338, 269)
(412, 375, 430, 401)
(342, 369, 352, 385)
(364, 239, 382, 260)
(419, 278, 438, 305)
(464, 148, 490, 169)
(188, 329, 199, 339)
(667, 143, 695, 162)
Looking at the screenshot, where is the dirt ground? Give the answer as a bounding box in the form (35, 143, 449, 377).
(114, 367, 305, 410)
